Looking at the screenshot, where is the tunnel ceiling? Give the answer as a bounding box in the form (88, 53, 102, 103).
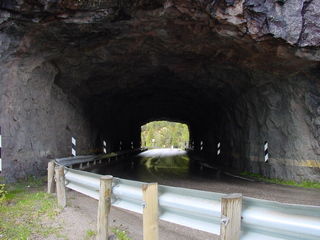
(1, 0, 320, 128)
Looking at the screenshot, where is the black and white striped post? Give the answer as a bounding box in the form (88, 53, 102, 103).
(217, 142, 221, 156)
(200, 141, 204, 151)
(71, 137, 76, 157)
(0, 126, 2, 173)
(264, 141, 269, 163)
(103, 140, 107, 154)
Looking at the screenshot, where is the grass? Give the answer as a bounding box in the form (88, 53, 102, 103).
(240, 171, 320, 189)
(0, 176, 63, 240)
(84, 229, 96, 240)
(112, 227, 132, 240)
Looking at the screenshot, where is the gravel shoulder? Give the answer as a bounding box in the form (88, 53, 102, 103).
(48, 189, 217, 240)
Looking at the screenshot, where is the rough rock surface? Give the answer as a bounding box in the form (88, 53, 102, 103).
(0, 58, 98, 181)
(0, 0, 320, 181)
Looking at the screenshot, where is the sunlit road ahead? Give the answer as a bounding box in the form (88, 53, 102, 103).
(138, 148, 186, 157)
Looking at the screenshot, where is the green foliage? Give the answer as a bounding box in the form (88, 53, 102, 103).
(84, 229, 96, 239)
(141, 121, 189, 149)
(0, 177, 61, 239)
(112, 228, 131, 240)
(0, 184, 7, 203)
(241, 171, 320, 189)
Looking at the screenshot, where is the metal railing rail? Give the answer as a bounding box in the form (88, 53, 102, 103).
(56, 155, 97, 167)
(56, 148, 143, 168)
(60, 167, 320, 240)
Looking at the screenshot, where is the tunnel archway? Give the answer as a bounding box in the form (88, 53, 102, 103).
(1, 0, 320, 182)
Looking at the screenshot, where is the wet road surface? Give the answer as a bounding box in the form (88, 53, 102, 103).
(87, 148, 320, 206)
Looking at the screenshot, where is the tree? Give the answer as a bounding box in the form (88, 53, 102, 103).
(141, 121, 189, 148)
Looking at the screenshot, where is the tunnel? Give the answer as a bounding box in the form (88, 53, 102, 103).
(1, 0, 320, 182)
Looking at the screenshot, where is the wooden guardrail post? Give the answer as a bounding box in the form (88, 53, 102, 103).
(55, 166, 66, 208)
(220, 193, 242, 240)
(47, 161, 55, 193)
(142, 183, 159, 240)
(96, 175, 113, 240)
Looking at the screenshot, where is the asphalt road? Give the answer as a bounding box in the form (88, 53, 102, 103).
(88, 148, 320, 206)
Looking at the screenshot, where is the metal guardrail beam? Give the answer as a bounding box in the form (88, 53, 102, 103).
(158, 185, 222, 234)
(56, 148, 143, 167)
(241, 198, 320, 240)
(64, 168, 100, 200)
(56, 155, 97, 166)
(61, 167, 320, 240)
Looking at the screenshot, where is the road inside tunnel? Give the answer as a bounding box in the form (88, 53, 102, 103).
(85, 148, 319, 206)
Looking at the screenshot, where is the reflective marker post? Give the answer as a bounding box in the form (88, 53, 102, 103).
(103, 140, 107, 154)
(217, 142, 221, 156)
(264, 141, 269, 163)
(72, 137, 76, 157)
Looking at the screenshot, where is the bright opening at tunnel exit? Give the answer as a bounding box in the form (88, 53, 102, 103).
(141, 121, 190, 149)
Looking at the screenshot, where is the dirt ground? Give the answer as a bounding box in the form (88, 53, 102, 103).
(45, 189, 217, 240)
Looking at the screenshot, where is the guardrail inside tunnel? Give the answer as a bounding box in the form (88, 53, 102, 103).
(47, 155, 320, 240)
(55, 148, 143, 168)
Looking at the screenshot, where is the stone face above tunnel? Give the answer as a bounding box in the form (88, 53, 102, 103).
(0, 0, 320, 182)
(1, 0, 320, 49)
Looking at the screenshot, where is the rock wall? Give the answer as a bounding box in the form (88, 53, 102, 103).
(214, 72, 320, 181)
(0, 55, 98, 182)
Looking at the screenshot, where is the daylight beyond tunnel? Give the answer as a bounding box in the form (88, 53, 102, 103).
(1, 0, 320, 182)
(141, 121, 189, 149)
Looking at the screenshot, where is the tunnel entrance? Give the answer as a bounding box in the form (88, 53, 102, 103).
(141, 121, 189, 149)
(1, 1, 320, 182)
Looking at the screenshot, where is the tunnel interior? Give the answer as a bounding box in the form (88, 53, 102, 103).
(1, 0, 320, 182)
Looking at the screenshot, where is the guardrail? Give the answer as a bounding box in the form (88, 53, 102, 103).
(47, 161, 320, 240)
(55, 148, 143, 169)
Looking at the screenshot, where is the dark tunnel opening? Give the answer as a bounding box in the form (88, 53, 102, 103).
(1, 0, 320, 182)
(26, 56, 320, 182)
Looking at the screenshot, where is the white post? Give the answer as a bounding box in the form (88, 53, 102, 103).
(217, 142, 221, 156)
(103, 140, 107, 154)
(264, 141, 269, 163)
(72, 137, 76, 157)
